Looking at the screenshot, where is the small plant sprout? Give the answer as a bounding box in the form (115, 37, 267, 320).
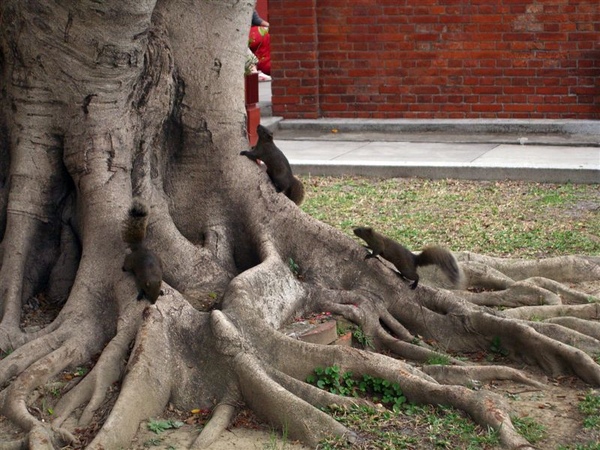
(352, 326, 374, 349)
(288, 258, 300, 276)
(489, 336, 509, 357)
(147, 418, 184, 434)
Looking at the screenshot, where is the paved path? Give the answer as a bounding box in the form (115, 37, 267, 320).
(274, 136, 599, 183)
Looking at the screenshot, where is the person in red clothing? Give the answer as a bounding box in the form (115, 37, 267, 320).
(249, 10, 271, 80)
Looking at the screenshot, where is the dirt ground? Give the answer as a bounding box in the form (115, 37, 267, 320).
(131, 421, 310, 450)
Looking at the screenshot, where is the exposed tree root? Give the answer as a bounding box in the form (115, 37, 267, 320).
(463, 281, 563, 306)
(501, 303, 600, 321)
(191, 392, 239, 449)
(2, 343, 85, 446)
(218, 310, 536, 448)
(459, 253, 600, 283)
(234, 350, 355, 447)
(53, 292, 146, 427)
(545, 316, 600, 340)
(422, 365, 548, 390)
(87, 303, 175, 449)
(267, 365, 375, 411)
(526, 322, 600, 356)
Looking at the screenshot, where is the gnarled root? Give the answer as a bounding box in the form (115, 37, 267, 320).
(423, 365, 547, 390)
(53, 292, 147, 427)
(191, 394, 239, 449)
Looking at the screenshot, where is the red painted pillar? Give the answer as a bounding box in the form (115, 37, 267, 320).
(245, 72, 260, 146)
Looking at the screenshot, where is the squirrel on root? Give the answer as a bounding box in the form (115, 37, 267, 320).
(240, 125, 304, 205)
(353, 226, 464, 290)
(122, 198, 164, 303)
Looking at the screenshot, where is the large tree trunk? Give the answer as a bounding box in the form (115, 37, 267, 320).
(0, 2, 599, 449)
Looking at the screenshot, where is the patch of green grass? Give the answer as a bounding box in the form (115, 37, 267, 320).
(300, 177, 600, 258)
(558, 443, 600, 450)
(511, 416, 547, 444)
(426, 354, 452, 365)
(264, 423, 289, 450)
(307, 366, 500, 449)
(319, 403, 500, 450)
(579, 390, 600, 429)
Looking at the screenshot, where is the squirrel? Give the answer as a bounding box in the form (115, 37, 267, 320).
(122, 198, 164, 303)
(240, 124, 305, 205)
(353, 226, 463, 290)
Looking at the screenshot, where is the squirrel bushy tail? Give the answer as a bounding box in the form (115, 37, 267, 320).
(415, 246, 464, 288)
(122, 198, 149, 249)
(122, 198, 163, 303)
(353, 226, 464, 290)
(287, 176, 305, 205)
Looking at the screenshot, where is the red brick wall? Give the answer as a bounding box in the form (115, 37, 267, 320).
(269, 0, 600, 119)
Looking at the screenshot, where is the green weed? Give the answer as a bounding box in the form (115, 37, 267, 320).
(351, 326, 374, 349)
(143, 437, 162, 447)
(306, 365, 356, 397)
(73, 366, 88, 377)
(489, 336, 509, 357)
(306, 365, 406, 411)
(288, 258, 300, 277)
(147, 418, 184, 434)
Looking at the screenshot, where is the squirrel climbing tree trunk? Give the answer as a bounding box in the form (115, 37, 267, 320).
(0, 1, 599, 449)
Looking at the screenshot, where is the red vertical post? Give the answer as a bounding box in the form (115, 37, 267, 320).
(245, 72, 260, 146)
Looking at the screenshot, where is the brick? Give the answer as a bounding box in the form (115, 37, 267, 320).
(332, 332, 353, 347)
(270, 0, 599, 119)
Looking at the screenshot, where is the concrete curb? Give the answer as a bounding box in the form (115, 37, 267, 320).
(291, 163, 599, 184)
(276, 118, 600, 137)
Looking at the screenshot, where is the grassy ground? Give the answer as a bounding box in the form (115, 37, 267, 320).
(300, 176, 600, 258)
(298, 176, 600, 450)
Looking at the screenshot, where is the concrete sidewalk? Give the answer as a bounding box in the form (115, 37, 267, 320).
(258, 82, 599, 184)
(271, 123, 599, 183)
